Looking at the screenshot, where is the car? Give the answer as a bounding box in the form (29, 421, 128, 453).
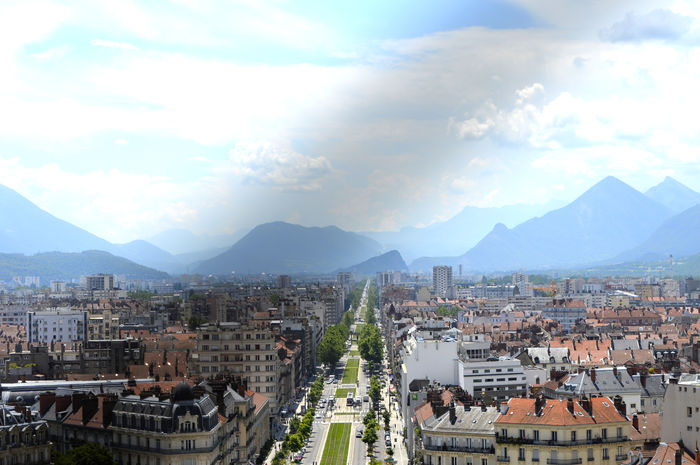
(315, 412, 323, 419)
(363, 395, 369, 402)
(326, 379, 333, 384)
(386, 437, 391, 447)
(356, 428, 364, 438)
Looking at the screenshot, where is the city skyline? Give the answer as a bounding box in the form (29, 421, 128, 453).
(1, 0, 699, 243)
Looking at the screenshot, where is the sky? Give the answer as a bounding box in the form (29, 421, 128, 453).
(1, 0, 700, 243)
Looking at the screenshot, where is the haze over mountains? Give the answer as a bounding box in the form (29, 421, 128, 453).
(2, 175, 700, 278)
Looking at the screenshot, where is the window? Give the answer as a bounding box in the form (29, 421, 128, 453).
(602, 448, 609, 460)
(533, 430, 539, 441)
(688, 407, 693, 417)
(501, 429, 508, 438)
(551, 431, 557, 442)
(571, 431, 576, 442)
(586, 429, 592, 441)
(602, 428, 607, 439)
(588, 448, 594, 461)
(519, 429, 525, 439)
(616, 427, 622, 438)
(518, 448, 525, 461)
(533, 449, 539, 462)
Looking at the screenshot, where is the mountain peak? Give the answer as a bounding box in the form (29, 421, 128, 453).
(646, 176, 700, 214)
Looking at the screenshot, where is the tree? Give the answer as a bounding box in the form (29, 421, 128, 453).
(362, 423, 379, 455)
(188, 314, 208, 330)
(383, 410, 391, 429)
(358, 325, 383, 365)
(370, 375, 382, 409)
(286, 433, 303, 452)
(289, 417, 300, 435)
(55, 443, 115, 465)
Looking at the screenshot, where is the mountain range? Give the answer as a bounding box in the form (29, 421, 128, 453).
(2, 175, 700, 278)
(194, 222, 382, 275)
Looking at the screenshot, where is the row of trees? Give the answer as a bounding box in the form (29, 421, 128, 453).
(318, 309, 353, 366)
(358, 324, 383, 366)
(271, 375, 325, 465)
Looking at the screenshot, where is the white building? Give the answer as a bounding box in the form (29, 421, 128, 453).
(84, 274, 115, 291)
(50, 281, 66, 293)
(458, 357, 528, 402)
(432, 266, 453, 298)
(661, 375, 700, 446)
(26, 308, 88, 343)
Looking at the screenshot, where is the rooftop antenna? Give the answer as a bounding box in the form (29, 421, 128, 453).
(669, 254, 674, 277)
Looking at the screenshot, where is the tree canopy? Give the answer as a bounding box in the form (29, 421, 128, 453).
(358, 324, 383, 365)
(55, 443, 115, 465)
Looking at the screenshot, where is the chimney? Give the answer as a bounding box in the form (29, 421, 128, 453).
(535, 396, 545, 416)
(39, 392, 56, 415)
(449, 402, 456, 423)
(500, 401, 509, 415)
(613, 395, 626, 416)
(71, 392, 86, 413)
(640, 372, 647, 388)
(591, 368, 596, 384)
(101, 395, 118, 428)
(580, 397, 593, 416)
(566, 398, 575, 415)
(596, 340, 599, 350)
(613, 366, 618, 378)
(81, 395, 99, 425)
(55, 395, 71, 414)
(632, 414, 639, 431)
(675, 447, 682, 465)
(694, 446, 699, 465)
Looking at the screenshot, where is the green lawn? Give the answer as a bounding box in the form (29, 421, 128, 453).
(342, 365, 359, 385)
(346, 358, 360, 367)
(349, 350, 360, 356)
(320, 423, 351, 465)
(335, 387, 356, 398)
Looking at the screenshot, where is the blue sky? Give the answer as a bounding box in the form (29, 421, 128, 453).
(1, 0, 700, 244)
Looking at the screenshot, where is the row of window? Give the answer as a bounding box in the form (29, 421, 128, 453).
(202, 333, 272, 341)
(501, 427, 622, 441)
(473, 377, 523, 383)
(471, 368, 515, 374)
(201, 344, 273, 351)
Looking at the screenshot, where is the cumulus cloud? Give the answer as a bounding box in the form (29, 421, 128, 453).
(600, 9, 693, 42)
(227, 141, 333, 192)
(90, 39, 139, 50)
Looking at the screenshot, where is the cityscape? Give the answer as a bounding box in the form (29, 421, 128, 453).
(2, 1, 700, 465)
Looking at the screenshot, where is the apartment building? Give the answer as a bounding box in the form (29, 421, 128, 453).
(433, 266, 453, 299)
(0, 403, 51, 464)
(420, 404, 499, 465)
(192, 322, 283, 415)
(542, 300, 587, 333)
(110, 384, 226, 465)
(495, 396, 640, 465)
(26, 308, 89, 343)
(88, 310, 120, 340)
(458, 357, 528, 402)
(661, 374, 700, 446)
(85, 274, 115, 291)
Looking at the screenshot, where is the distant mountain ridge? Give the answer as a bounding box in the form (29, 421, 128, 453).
(0, 250, 169, 283)
(338, 250, 407, 276)
(362, 199, 563, 261)
(195, 221, 383, 275)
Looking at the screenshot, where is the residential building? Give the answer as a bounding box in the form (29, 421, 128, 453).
(85, 274, 116, 291)
(420, 404, 499, 465)
(459, 357, 528, 402)
(26, 308, 89, 343)
(0, 403, 51, 464)
(555, 367, 643, 414)
(433, 266, 453, 299)
(542, 300, 587, 333)
(661, 375, 700, 446)
(496, 396, 640, 465)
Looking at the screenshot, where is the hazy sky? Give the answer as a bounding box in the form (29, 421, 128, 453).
(1, 0, 700, 243)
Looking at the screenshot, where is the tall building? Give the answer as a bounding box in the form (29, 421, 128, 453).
(276, 275, 291, 289)
(512, 273, 533, 297)
(85, 274, 115, 291)
(50, 281, 66, 293)
(26, 308, 89, 343)
(432, 265, 453, 298)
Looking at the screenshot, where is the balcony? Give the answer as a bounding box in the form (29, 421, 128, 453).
(615, 454, 627, 461)
(547, 459, 582, 465)
(497, 456, 511, 463)
(496, 435, 628, 447)
(424, 444, 495, 455)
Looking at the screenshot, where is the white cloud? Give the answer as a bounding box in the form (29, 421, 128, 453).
(226, 141, 333, 192)
(90, 39, 138, 50)
(113, 138, 128, 145)
(600, 9, 693, 42)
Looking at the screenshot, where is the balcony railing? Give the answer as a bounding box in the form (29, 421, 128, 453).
(615, 454, 627, 461)
(547, 459, 582, 465)
(497, 456, 511, 463)
(424, 444, 495, 454)
(496, 435, 628, 447)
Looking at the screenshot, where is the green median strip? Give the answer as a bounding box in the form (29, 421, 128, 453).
(320, 423, 352, 465)
(335, 387, 356, 398)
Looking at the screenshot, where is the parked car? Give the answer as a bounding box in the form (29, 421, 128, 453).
(385, 437, 391, 447)
(356, 428, 364, 438)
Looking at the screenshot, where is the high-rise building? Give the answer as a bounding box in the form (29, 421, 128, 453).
(277, 274, 291, 289)
(85, 274, 115, 291)
(432, 265, 453, 298)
